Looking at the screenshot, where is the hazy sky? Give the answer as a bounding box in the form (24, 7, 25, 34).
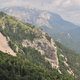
(0, 0, 80, 24)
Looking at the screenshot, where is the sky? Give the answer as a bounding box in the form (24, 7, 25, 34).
(0, 0, 80, 25)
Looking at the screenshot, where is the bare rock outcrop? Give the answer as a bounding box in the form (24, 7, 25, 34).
(22, 31, 59, 68)
(60, 54, 74, 76)
(0, 32, 16, 56)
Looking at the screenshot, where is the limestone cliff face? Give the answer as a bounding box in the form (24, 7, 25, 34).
(22, 30, 59, 68)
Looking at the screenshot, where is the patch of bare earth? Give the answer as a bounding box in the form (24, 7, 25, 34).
(0, 32, 16, 56)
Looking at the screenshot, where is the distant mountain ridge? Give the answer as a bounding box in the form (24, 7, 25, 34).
(68, 27, 80, 40)
(1, 6, 79, 32)
(1, 6, 80, 53)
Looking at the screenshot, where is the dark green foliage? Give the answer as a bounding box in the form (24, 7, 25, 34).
(8, 41, 16, 52)
(56, 41, 80, 79)
(57, 48, 68, 73)
(0, 11, 6, 18)
(45, 33, 51, 42)
(22, 47, 52, 69)
(0, 51, 76, 80)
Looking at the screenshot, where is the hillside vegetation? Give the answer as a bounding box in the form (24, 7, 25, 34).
(0, 11, 59, 69)
(0, 11, 52, 69)
(56, 41, 80, 79)
(0, 11, 78, 80)
(0, 12, 41, 42)
(0, 51, 76, 80)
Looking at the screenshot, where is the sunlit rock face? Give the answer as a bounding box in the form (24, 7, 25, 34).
(22, 29, 59, 68)
(0, 32, 16, 56)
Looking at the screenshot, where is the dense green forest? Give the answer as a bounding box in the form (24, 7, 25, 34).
(0, 51, 76, 80)
(18, 47, 52, 69)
